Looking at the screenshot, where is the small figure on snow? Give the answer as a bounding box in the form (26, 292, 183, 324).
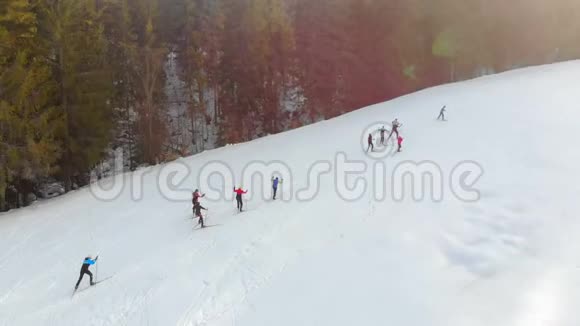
(379, 126, 387, 145)
(272, 177, 281, 200)
(234, 187, 248, 212)
(388, 119, 401, 141)
(193, 201, 208, 228)
(397, 136, 404, 152)
(192, 189, 205, 205)
(437, 106, 447, 121)
(74, 255, 98, 290)
(367, 133, 374, 152)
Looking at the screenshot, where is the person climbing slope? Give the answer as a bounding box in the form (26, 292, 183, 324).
(379, 126, 387, 145)
(397, 135, 404, 152)
(367, 133, 374, 152)
(193, 201, 208, 228)
(272, 177, 280, 200)
(387, 118, 401, 141)
(234, 187, 248, 212)
(437, 106, 447, 121)
(192, 189, 205, 205)
(74, 255, 98, 290)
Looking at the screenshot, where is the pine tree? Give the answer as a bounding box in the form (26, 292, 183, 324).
(177, 0, 209, 153)
(102, 0, 142, 170)
(131, 0, 167, 164)
(38, 0, 114, 190)
(217, 0, 294, 143)
(0, 0, 63, 209)
(245, 0, 294, 135)
(293, 0, 350, 119)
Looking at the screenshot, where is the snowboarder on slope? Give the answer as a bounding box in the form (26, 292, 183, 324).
(379, 126, 387, 145)
(74, 255, 98, 290)
(367, 133, 374, 152)
(437, 106, 447, 121)
(387, 119, 401, 141)
(234, 187, 248, 212)
(397, 136, 404, 152)
(272, 177, 280, 200)
(193, 202, 208, 228)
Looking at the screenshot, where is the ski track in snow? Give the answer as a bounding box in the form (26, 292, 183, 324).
(177, 204, 300, 326)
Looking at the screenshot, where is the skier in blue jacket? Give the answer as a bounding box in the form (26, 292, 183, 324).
(272, 177, 280, 200)
(75, 256, 98, 290)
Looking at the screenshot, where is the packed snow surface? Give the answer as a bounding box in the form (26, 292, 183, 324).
(2, 61, 580, 326)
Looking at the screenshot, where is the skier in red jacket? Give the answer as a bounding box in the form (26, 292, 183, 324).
(192, 189, 205, 205)
(234, 187, 248, 212)
(397, 136, 404, 152)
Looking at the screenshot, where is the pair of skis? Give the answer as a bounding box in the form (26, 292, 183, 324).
(194, 224, 221, 231)
(193, 210, 220, 230)
(72, 275, 113, 297)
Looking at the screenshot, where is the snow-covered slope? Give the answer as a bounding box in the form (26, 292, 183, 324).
(2, 62, 580, 326)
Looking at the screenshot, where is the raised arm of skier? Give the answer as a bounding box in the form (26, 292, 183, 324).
(234, 187, 247, 195)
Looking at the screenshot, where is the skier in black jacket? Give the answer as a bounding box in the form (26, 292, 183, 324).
(387, 119, 401, 141)
(193, 202, 208, 228)
(367, 134, 374, 152)
(379, 126, 387, 145)
(437, 106, 447, 121)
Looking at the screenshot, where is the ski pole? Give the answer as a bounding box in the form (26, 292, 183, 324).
(95, 254, 99, 282)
